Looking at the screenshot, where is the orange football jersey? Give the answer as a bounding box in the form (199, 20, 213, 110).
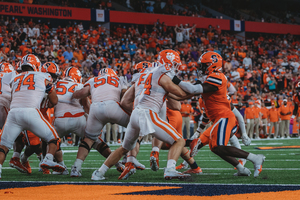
(202, 72, 234, 122)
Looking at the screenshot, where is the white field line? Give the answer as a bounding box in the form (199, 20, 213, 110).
(3, 167, 300, 171)
(25, 159, 300, 162)
(2, 180, 300, 186)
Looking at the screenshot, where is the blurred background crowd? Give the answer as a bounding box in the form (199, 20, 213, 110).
(1, 7, 300, 143)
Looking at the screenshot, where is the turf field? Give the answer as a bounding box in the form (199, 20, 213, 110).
(1, 138, 300, 185)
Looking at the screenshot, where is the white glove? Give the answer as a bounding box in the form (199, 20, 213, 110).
(190, 130, 200, 140)
(241, 134, 251, 146)
(247, 119, 250, 123)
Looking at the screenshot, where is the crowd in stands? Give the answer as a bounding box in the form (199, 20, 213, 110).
(1, 15, 300, 143)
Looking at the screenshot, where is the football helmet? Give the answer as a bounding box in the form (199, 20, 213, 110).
(134, 61, 152, 73)
(15, 61, 22, 72)
(64, 67, 82, 83)
(42, 62, 61, 83)
(198, 51, 223, 75)
(0, 63, 14, 73)
(157, 49, 181, 70)
(21, 54, 41, 72)
(98, 68, 118, 77)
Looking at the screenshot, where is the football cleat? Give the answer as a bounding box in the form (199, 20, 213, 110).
(176, 162, 189, 170)
(234, 159, 246, 170)
(134, 160, 145, 170)
(40, 159, 66, 172)
(183, 167, 203, 174)
(164, 167, 191, 180)
(91, 170, 105, 181)
(21, 160, 32, 174)
(42, 168, 51, 174)
(9, 157, 28, 173)
(253, 154, 266, 178)
(234, 167, 251, 176)
(115, 162, 125, 173)
(118, 162, 136, 180)
(53, 165, 69, 175)
(150, 151, 159, 171)
(70, 166, 82, 177)
(190, 138, 201, 157)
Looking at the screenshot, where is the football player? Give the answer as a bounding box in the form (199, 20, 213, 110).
(168, 51, 265, 177)
(0, 54, 65, 179)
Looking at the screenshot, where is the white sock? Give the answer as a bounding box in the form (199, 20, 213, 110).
(37, 154, 43, 162)
(13, 152, 20, 158)
(45, 153, 53, 161)
(74, 159, 84, 171)
(152, 147, 160, 152)
(21, 154, 28, 163)
(235, 163, 244, 171)
(229, 135, 241, 149)
(167, 159, 176, 168)
(58, 161, 65, 166)
(127, 156, 135, 163)
(98, 164, 109, 175)
(232, 107, 247, 135)
(182, 160, 188, 165)
(247, 153, 257, 164)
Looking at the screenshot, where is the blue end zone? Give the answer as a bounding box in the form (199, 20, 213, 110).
(1, 182, 300, 196)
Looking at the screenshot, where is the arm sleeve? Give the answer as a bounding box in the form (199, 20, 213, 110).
(178, 81, 203, 94)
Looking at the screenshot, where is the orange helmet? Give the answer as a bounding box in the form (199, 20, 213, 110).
(134, 61, 152, 73)
(98, 68, 117, 77)
(21, 54, 41, 72)
(41, 62, 61, 76)
(64, 67, 82, 83)
(0, 63, 14, 73)
(198, 51, 223, 75)
(157, 49, 181, 70)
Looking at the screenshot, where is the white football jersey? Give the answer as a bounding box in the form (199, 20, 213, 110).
(54, 79, 85, 118)
(133, 67, 154, 108)
(10, 71, 52, 109)
(85, 75, 126, 103)
(136, 66, 171, 113)
(0, 71, 16, 108)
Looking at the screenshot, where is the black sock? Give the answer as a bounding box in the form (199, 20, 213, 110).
(190, 161, 198, 169)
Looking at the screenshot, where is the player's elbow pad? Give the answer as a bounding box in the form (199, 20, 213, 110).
(178, 81, 203, 94)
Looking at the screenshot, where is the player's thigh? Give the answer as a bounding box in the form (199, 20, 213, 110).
(24, 130, 41, 146)
(74, 116, 86, 138)
(108, 102, 130, 127)
(122, 115, 140, 151)
(168, 113, 183, 137)
(150, 110, 181, 145)
(0, 111, 23, 149)
(209, 118, 237, 150)
(200, 126, 212, 146)
(0, 106, 8, 129)
(85, 105, 105, 136)
(26, 109, 58, 142)
(54, 118, 69, 138)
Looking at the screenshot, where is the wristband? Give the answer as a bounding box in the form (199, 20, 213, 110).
(46, 83, 54, 94)
(172, 76, 181, 85)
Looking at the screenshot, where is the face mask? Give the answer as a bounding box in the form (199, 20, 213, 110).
(66, 61, 69, 63)
(25, 39, 27, 42)
(130, 41, 133, 44)
(75, 60, 78, 63)
(52, 60, 55, 63)
(22, 43, 25, 45)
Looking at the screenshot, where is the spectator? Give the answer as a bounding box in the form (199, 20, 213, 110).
(253, 101, 261, 139)
(279, 99, 292, 138)
(231, 67, 240, 81)
(245, 102, 255, 139)
(63, 47, 73, 61)
(268, 77, 276, 92)
(180, 100, 194, 139)
(243, 54, 252, 69)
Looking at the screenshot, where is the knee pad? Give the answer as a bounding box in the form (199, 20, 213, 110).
(79, 140, 92, 153)
(0, 148, 8, 157)
(137, 137, 143, 145)
(97, 142, 109, 153)
(48, 139, 59, 145)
